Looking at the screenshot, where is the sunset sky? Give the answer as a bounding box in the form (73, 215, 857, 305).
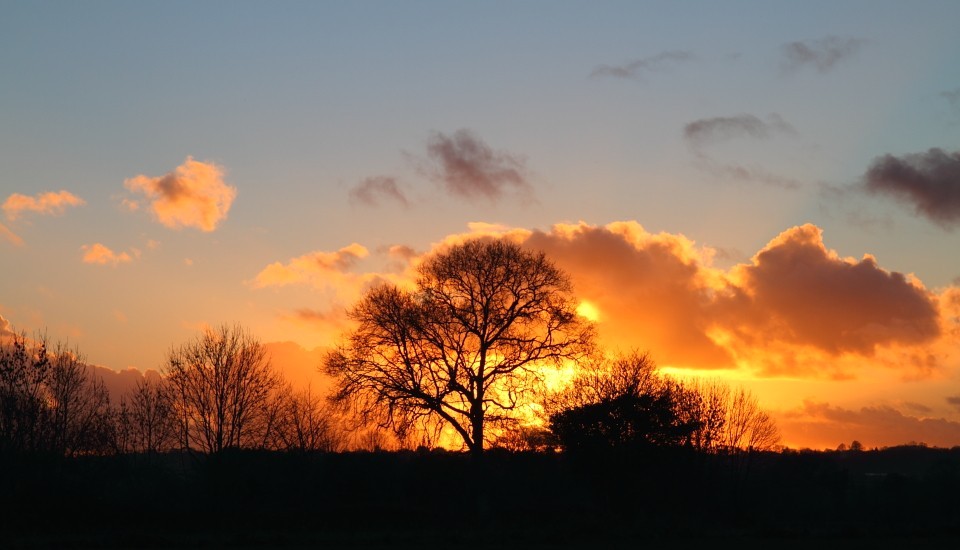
(3, 0, 960, 450)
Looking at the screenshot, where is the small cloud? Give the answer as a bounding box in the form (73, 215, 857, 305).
(184, 258, 194, 267)
(124, 156, 236, 232)
(422, 129, 533, 203)
(943, 88, 960, 110)
(861, 148, 960, 228)
(251, 243, 369, 288)
(590, 50, 694, 79)
(3, 190, 85, 221)
(781, 36, 864, 73)
(349, 176, 409, 208)
(81, 243, 137, 266)
(948, 395, 960, 412)
(113, 310, 128, 324)
(683, 113, 796, 147)
(0, 222, 24, 247)
(146, 239, 161, 250)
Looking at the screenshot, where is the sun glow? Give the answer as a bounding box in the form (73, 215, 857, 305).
(576, 300, 600, 322)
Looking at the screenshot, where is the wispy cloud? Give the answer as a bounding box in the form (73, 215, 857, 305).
(943, 88, 960, 109)
(683, 113, 799, 188)
(81, 243, 139, 266)
(124, 157, 236, 232)
(683, 113, 796, 147)
(0, 222, 24, 247)
(781, 36, 864, 73)
(862, 148, 960, 228)
(349, 176, 409, 208)
(3, 190, 85, 221)
(590, 50, 694, 79)
(422, 129, 533, 203)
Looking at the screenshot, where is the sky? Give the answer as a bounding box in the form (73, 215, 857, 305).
(3, 0, 960, 450)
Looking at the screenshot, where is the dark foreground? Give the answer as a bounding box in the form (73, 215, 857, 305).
(2, 446, 959, 548)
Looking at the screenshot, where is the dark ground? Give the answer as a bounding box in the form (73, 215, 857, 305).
(2, 446, 959, 548)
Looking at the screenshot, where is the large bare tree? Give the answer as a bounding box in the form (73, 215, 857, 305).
(325, 239, 594, 456)
(164, 324, 282, 454)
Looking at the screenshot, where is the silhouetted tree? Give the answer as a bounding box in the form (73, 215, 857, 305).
(47, 342, 114, 456)
(118, 376, 178, 454)
(0, 331, 50, 453)
(721, 387, 780, 452)
(164, 324, 282, 454)
(325, 239, 594, 456)
(0, 331, 113, 455)
(548, 352, 700, 450)
(269, 385, 345, 452)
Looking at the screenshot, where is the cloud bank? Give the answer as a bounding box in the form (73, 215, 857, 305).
(124, 157, 236, 231)
(3, 190, 85, 221)
(862, 148, 960, 228)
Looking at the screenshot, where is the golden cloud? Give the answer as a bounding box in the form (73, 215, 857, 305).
(251, 243, 370, 289)
(81, 243, 139, 266)
(3, 190, 85, 221)
(124, 157, 236, 232)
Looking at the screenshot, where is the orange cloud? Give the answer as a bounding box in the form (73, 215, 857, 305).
(81, 243, 139, 266)
(124, 157, 236, 231)
(408, 221, 948, 379)
(712, 224, 940, 372)
(3, 190, 85, 221)
(251, 243, 370, 289)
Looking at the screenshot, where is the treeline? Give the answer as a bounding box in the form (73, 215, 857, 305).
(0, 326, 344, 458)
(1, 326, 779, 459)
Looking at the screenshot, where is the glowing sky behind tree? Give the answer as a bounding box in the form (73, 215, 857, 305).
(2, 0, 960, 451)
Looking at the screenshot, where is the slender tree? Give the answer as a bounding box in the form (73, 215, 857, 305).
(325, 239, 594, 456)
(164, 324, 282, 454)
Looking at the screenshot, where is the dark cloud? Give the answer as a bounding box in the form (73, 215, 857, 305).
(424, 129, 533, 203)
(781, 36, 864, 73)
(349, 176, 409, 208)
(948, 396, 960, 412)
(862, 148, 960, 228)
(683, 113, 796, 146)
(590, 50, 694, 79)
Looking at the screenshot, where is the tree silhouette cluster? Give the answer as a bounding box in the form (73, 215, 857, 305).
(0, 325, 344, 458)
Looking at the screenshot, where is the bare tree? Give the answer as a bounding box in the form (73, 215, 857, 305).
(46, 342, 113, 456)
(267, 385, 345, 452)
(722, 387, 780, 452)
(0, 331, 51, 453)
(164, 324, 282, 454)
(325, 239, 594, 456)
(118, 376, 178, 454)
